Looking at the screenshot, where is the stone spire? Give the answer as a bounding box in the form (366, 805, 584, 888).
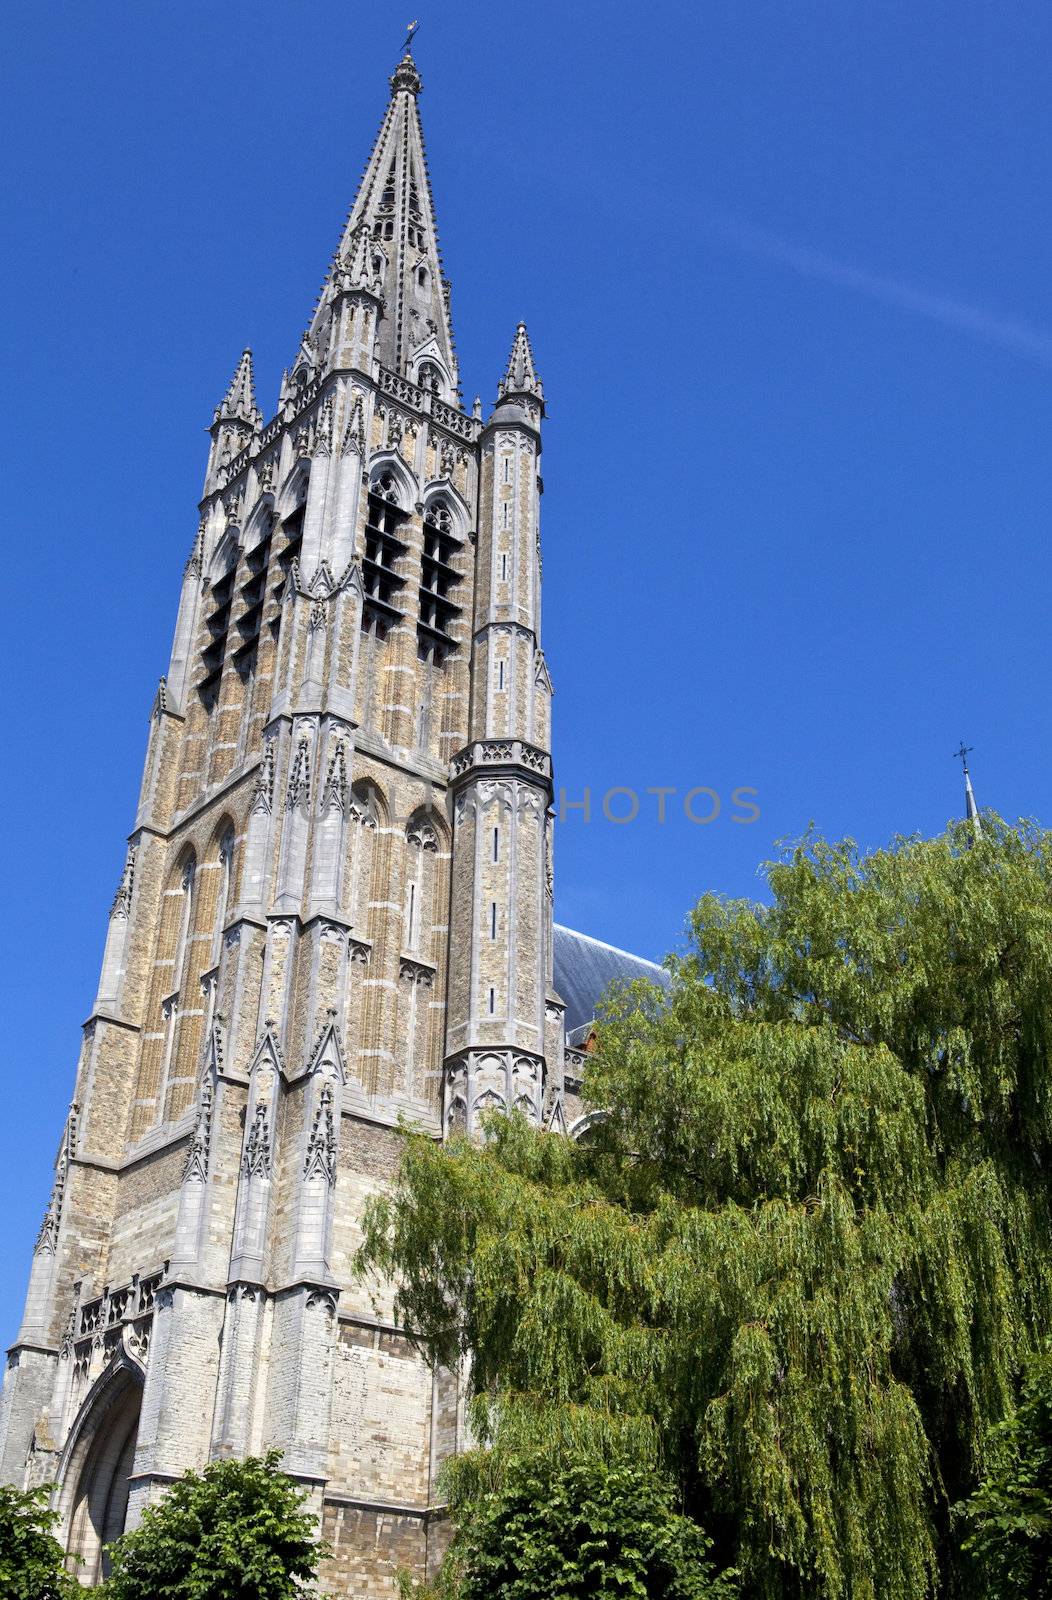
(498, 321, 544, 407)
(305, 49, 459, 394)
(213, 348, 262, 429)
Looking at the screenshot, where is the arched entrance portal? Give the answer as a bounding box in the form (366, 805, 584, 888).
(62, 1362, 143, 1583)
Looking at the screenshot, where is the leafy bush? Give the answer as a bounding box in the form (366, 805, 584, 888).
(102, 1451, 324, 1600)
(0, 1481, 80, 1600)
(959, 1342, 1052, 1597)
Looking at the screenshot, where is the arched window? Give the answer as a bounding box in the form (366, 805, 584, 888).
(199, 534, 239, 709)
(131, 849, 195, 1140)
(417, 498, 463, 662)
(213, 825, 236, 964)
(234, 508, 274, 679)
(347, 780, 382, 930)
(403, 809, 440, 955)
(418, 361, 442, 395)
(271, 475, 307, 638)
(362, 469, 409, 639)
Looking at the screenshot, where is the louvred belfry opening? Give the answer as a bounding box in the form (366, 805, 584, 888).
(362, 471, 408, 637)
(418, 499, 462, 661)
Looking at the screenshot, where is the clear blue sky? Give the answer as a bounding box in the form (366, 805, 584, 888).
(1, 1, 1049, 1337)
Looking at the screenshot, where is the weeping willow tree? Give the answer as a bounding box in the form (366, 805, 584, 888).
(358, 818, 1052, 1600)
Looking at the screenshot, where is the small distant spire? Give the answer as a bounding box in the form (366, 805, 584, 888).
(214, 348, 262, 429)
(954, 741, 983, 839)
(497, 321, 544, 405)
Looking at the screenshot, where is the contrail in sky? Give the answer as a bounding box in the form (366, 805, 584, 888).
(705, 215, 1052, 369)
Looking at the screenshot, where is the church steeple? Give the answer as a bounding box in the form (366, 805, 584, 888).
(955, 742, 983, 840)
(0, 42, 568, 1588)
(305, 49, 459, 398)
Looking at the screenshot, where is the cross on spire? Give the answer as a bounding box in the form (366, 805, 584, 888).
(302, 39, 457, 389)
(954, 742, 982, 838)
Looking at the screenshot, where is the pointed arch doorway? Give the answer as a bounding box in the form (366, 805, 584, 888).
(61, 1360, 143, 1583)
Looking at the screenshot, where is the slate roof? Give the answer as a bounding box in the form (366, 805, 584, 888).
(552, 923, 670, 1040)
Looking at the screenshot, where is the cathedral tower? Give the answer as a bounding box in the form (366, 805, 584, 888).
(0, 50, 568, 1593)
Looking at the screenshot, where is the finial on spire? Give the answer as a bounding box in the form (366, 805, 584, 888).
(954, 741, 983, 839)
(213, 348, 261, 429)
(497, 321, 544, 406)
(391, 35, 422, 97)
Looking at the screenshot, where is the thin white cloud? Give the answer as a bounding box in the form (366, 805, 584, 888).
(705, 216, 1052, 368)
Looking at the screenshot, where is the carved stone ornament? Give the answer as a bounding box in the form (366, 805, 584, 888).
(182, 1079, 214, 1183)
(110, 846, 136, 919)
(34, 1103, 78, 1256)
(251, 740, 276, 815)
(303, 1082, 338, 1186)
(406, 815, 438, 851)
(242, 1101, 272, 1179)
(286, 735, 312, 813)
(341, 395, 366, 457)
(399, 956, 435, 988)
(185, 523, 206, 578)
(348, 787, 378, 829)
(59, 1305, 77, 1359)
(314, 396, 335, 457)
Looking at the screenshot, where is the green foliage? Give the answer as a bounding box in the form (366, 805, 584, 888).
(0, 1482, 80, 1600)
(449, 1451, 735, 1599)
(101, 1450, 325, 1600)
(357, 818, 1052, 1600)
(958, 1341, 1052, 1596)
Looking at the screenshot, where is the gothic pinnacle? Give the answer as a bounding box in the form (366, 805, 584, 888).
(213, 347, 262, 429)
(497, 321, 544, 406)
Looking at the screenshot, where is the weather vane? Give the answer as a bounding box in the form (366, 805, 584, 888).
(402, 19, 420, 53)
(953, 741, 974, 775)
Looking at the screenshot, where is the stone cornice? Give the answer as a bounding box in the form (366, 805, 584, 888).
(449, 738, 552, 790)
(80, 1011, 140, 1035)
(204, 363, 481, 507)
(322, 1491, 436, 1518)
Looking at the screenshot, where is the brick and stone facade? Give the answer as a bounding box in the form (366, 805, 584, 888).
(0, 47, 662, 1594)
